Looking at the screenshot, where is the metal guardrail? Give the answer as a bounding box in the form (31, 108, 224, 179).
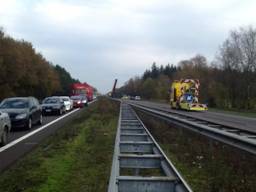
(108, 102, 192, 192)
(127, 102, 256, 155)
(128, 101, 256, 134)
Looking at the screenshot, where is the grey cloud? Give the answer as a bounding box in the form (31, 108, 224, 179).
(1, 0, 256, 92)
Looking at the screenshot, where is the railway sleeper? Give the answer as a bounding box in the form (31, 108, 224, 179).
(119, 154, 163, 169)
(117, 176, 180, 192)
(120, 133, 149, 142)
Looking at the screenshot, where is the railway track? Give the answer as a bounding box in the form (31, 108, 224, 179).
(108, 103, 192, 192)
(127, 101, 256, 155)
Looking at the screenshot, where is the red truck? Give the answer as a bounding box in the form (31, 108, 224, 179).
(70, 83, 94, 101)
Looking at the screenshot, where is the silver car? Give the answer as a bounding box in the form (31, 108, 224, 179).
(41, 97, 66, 115)
(0, 111, 11, 146)
(60, 96, 73, 111)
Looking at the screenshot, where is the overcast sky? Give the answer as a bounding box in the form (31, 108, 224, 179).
(1, 0, 256, 93)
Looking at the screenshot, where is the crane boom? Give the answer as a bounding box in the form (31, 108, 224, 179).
(111, 79, 118, 97)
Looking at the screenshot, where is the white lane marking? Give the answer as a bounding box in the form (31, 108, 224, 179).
(0, 108, 80, 153)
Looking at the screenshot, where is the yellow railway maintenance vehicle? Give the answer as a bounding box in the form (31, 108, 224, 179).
(170, 79, 207, 111)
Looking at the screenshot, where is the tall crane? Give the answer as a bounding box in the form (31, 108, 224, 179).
(111, 79, 118, 98)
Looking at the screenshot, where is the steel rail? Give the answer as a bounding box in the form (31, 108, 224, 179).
(108, 102, 192, 192)
(127, 102, 256, 155)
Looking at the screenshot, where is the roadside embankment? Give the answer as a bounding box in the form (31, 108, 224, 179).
(136, 110, 256, 192)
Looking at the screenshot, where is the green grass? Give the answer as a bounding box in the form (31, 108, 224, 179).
(137, 111, 256, 192)
(0, 98, 119, 192)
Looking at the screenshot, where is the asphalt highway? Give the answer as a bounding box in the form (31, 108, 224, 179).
(128, 100, 256, 133)
(0, 101, 96, 172)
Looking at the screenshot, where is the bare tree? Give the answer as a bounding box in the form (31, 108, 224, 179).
(217, 26, 256, 108)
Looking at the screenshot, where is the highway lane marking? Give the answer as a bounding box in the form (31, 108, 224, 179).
(0, 108, 80, 153)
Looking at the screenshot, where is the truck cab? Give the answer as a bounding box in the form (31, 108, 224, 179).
(170, 79, 207, 111)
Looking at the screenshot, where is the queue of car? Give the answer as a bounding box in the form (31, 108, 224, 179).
(0, 95, 89, 146)
(121, 95, 141, 100)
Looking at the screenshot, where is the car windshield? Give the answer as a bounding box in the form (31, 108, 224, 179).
(43, 98, 59, 104)
(71, 96, 81, 100)
(0, 99, 29, 109)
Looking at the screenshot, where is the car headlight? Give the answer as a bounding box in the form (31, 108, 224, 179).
(15, 113, 27, 119)
(77, 101, 81, 104)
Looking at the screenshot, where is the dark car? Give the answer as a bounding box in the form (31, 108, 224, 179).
(0, 97, 43, 130)
(41, 97, 66, 115)
(71, 95, 88, 108)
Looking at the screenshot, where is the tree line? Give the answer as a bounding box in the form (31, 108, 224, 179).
(117, 26, 256, 110)
(0, 27, 79, 100)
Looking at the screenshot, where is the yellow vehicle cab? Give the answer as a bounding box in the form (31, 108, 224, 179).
(170, 79, 207, 111)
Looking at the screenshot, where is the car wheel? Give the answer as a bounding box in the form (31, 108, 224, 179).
(38, 114, 43, 125)
(27, 118, 32, 130)
(0, 128, 8, 146)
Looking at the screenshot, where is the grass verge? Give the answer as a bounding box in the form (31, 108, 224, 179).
(136, 110, 256, 192)
(0, 98, 119, 192)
